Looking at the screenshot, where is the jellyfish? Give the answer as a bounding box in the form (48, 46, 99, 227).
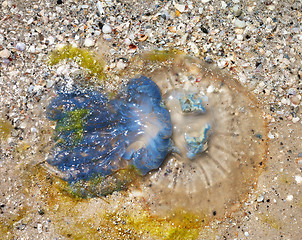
(46, 76, 172, 183)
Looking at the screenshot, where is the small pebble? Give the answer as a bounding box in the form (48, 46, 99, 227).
(175, 4, 186, 13)
(217, 59, 228, 69)
(257, 194, 264, 202)
(207, 85, 214, 93)
(292, 117, 300, 123)
(28, 45, 36, 53)
(233, 5, 242, 16)
(38, 223, 43, 233)
(96, 1, 105, 15)
(244, 232, 249, 237)
(84, 38, 95, 47)
(286, 195, 293, 201)
(103, 34, 112, 41)
(0, 49, 11, 58)
(291, 96, 300, 105)
(234, 18, 246, 28)
(295, 175, 302, 184)
(102, 24, 112, 34)
(16, 42, 26, 51)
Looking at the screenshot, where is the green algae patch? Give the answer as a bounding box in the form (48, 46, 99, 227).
(141, 49, 183, 62)
(54, 108, 90, 147)
(0, 118, 12, 139)
(48, 45, 106, 81)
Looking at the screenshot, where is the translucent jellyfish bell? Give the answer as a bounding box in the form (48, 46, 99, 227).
(134, 54, 267, 219)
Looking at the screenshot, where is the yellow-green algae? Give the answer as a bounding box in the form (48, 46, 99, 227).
(54, 108, 90, 147)
(140, 49, 184, 62)
(260, 213, 282, 230)
(48, 45, 106, 81)
(0, 118, 12, 139)
(16, 164, 208, 239)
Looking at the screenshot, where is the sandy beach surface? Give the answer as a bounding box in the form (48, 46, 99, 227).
(0, 0, 301, 239)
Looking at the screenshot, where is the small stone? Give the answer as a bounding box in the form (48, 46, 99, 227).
(234, 18, 246, 28)
(116, 60, 127, 70)
(268, 132, 274, 139)
(207, 85, 214, 93)
(237, 34, 244, 41)
(2, 1, 8, 8)
(96, 1, 105, 15)
(84, 38, 95, 47)
(28, 45, 36, 53)
(257, 194, 264, 202)
(291, 96, 300, 105)
(16, 42, 26, 51)
(233, 5, 242, 16)
(38, 223, 43, 233)
(217, 59, 228, 69)
(221, 1, 227, 9)
(295, 175, 302, 184)
(103, 34, 112, 41)
(286, 195, 293, 201)
(188, 42, 199, 55)
(102, 24, 112, 34)
(0, 49, 11, 58)
(175, 4, 186, 13)
(292, 117, 300, 123)
(244, 232, 249, 237)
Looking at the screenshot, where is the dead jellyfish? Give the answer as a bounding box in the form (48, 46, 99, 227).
(131, 54, 268, 219)
(45, 52, 267, 222)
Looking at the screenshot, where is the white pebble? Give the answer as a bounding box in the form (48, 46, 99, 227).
(28, 45, 36, 53)
(2, 1, 8, 8)
(202, 0, 210, 3)
(47, 36, 55, 45)
(217, 59, 228, 69)
(286, 195, 293, 201)
(102, 24, 112, 34)
(257, 194, 264, 202)
(207, 85, 214, 93)
(295, 175, 302, 184)
(124, 38, 131, 45)
(237, 34, 244, 41)
(175, 4, 186, 12)
(96, 1, 105, 15)
(221, 1, 227, 9)
(116, 60, 127, 70)
(38, 223, 43, 233)
(292, 117, 300, 123)
(268, 132, 274, 139)
(0, 49, 11, 58)
(84, 38, 95, 47)
(244, 232, 249, 237)
(188, 41, 199, 55)
(16, 42, 26, 51)
(103, 34, 112, 41)
(234, 18, 246, 28)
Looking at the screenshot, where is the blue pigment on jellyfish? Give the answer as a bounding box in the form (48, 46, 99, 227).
(46, 76, 173, 182)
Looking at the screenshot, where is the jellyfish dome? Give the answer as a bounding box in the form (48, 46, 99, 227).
(46, 76, 172, 183)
